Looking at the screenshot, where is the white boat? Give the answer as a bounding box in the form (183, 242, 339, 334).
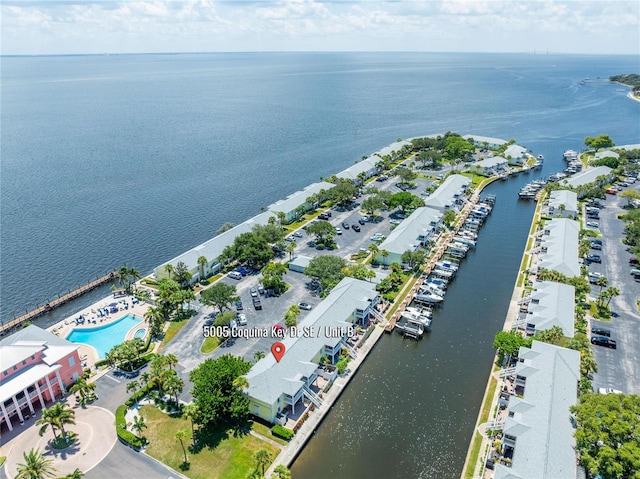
(415, 291, 444, 303)
(453, 236, 476, 247)
(406, 306, 433, 319)
(402, 309, 433, 328)
(419, 283, 446, 296)
(436, 261, 459, 271)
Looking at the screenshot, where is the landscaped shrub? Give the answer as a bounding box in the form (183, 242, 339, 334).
(115, 404, 144, 449)
(271, 425, 294, 441)
(125, 379, 157, 407)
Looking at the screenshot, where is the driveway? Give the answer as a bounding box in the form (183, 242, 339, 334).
(588, 186, 640, 395)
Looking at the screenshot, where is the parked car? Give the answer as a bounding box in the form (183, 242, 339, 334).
(250, 287, 258, 297)
(299, 302, 312, 311)
(588, 272, 604, 284)
(352, 224, 361, 232)
(342, 222, 350, 229)
(235, 300, 243, 310)
(598, 388, 623, 395)
(591, 336, 617, 349)
(318, 213, 329, 220)
(586, 254, 602, 263)
(586, 221, 599, 228)
(237, 313, 247, 326)
(335, 228, 342, 235)
(293, 231, 303, 238)
(252, 296, 262, 310)
(234, 266, 248, 276)
(591, 242, 602, 250)
(258, 285, 265, 295)
(592, 239, 603, 245)
(228, 271, 242, 280)
(630, 268, 640, 276)
(629, 257, 638, 265)
(361, 216, 370, 223)
(591, 327, 611, 337)
(605, 188, 617, 195)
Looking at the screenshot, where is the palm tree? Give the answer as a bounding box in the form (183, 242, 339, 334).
(128, 267, 141, 292)
(273, 464, 292, 479)
(604, 286, 620, 307)
(175, 430, 188, 464)
(126, 380, 140, 395)
(162, 372, 184, 404)
(164, 264, 174, 280)
(35, 407, 60, 440)
(255, 449, 271, 476)
(165, 353, 179, 370)
(197, 256, 208, 281)
(232, 375, 249, 392)
(285, 241, 296, 260)
(379, 249, 389, 266)
(69, 377, 97, 404)
(48, 402, 75, 438)
(253, 351, 266, 362)
(596, 276, 608, 292)
(183, 403, 200, 446)
(131, 415, 147, 437)
(275, 211, 287, 228)
(16, 448, 57, 479)
(368, 243, 379, 262)
(140, 372, 151, 387)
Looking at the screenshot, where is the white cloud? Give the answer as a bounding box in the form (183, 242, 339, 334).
(1, 0, 638, 54)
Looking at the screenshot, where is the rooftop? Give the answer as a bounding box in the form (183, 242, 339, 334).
(495, 341, 580, 479)
(423, 174, 470, 210)
(527, 281, 575, 337)
(377, 207, 442, 256)
(474, 156, 508, 169)
(565, 166, 613, 188)
(538, 218, 580, 278)
(268, 181, 335, 215)
(548, 190, 578, 213)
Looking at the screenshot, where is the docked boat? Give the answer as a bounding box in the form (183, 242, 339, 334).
(415, 291, 444, 304)
(453, 236, 476, 247)
(402, 309, 432, 329)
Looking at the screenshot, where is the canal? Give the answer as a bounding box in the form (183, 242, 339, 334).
(291, 161, 558, 478)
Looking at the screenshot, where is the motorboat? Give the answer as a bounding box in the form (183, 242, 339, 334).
(415, 291, 444, 303)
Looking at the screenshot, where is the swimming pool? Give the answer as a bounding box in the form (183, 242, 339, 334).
(66, 314, 144, 358)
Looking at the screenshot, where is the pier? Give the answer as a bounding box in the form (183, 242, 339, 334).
(0, 271, 116, 335)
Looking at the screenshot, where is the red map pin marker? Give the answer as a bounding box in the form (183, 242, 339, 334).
(271, 342, 286, 362)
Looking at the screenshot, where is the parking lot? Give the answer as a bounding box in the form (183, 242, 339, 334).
(163, 168, 441, 397)
(587, 186, 640, 395)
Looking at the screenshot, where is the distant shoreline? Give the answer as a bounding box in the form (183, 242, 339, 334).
(610, 79, 640, 103)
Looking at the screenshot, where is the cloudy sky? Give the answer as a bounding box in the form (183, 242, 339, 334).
(1, 0, 638, 55)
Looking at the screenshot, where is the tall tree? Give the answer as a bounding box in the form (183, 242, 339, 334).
(15, 448, 57, 479)
(173, 261, 193, 289)
(304, 255, 347, 292)
(183, 403, 200, 446)
(189, 354, 253, 427)
(69, 377, 97, 405)
(255, 449, 271, 476)
(197, 256, 208, 281)
(200, 283, 240, 313)
(175, 430, 189, 464)
(131, 415, 147, 437)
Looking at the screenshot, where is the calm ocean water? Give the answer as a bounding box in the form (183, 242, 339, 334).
(2, 53, 638, 321)
(1, 52, 639, 477)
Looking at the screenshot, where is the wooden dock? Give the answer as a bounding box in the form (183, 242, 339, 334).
(1, 271, 116, 335)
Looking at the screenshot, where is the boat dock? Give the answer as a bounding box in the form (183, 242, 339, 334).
(0, 271, 116, 336)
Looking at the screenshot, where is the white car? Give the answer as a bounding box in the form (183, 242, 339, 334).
(586, 222, 599, 228)
(228, 271, 242, 280)
(598, 388, 622, 395)
(293, 231, 303, 238)
(335, 228, 342, 235)
(237, 313, 247, 326)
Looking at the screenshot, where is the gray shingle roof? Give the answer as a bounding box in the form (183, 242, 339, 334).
(526, 281, 575, 337)
(423, 174, 470, 210)
(474, 156, 508, 169)
(377, 207, 442, 256)
(565, 166, 612, 188)
(268, 182, 335, 216)
(548, 190, 578, 215)
(538, 219, 580, 277)
(495, 341, 580, 479)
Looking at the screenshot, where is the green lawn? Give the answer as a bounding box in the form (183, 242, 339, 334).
(141, 405, 280, 479)
(250, 421, 289, 446)
(200, 336, 220, 354)
(159, 318, 190, 351)
(463, 376, 497, 479)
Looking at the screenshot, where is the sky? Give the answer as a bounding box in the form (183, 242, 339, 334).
(1, 0, 639, 55)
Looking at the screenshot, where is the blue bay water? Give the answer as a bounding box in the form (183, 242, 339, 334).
(1, 52, 639, 477)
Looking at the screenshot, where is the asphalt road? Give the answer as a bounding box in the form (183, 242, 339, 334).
(588, 186, 640, 395)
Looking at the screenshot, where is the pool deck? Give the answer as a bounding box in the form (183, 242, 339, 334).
(47, 297, 150, 367)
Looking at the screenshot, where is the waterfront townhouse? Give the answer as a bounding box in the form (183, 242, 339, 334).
(593, 149, 620, 161)
(495, 341, 580, 479)
(536, 218, 580, 278)
(517, 281, 575, 337)
(1, 325, 82, 432)
(547, 190, 578, 218)
(422, 174, 471, 212)
(503, 144, 528, 166)
(469, 156, 508, 176)
(155, 211, 273, 281)
(245, 278, 379, 424)
(336, 157, 380, 185)
(268, 181, 335, 224)
(565, 165, 613, 188)
(375, 207, 443, 266)
(463, 135, 507, 150)
(375, 139, 412, 159)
